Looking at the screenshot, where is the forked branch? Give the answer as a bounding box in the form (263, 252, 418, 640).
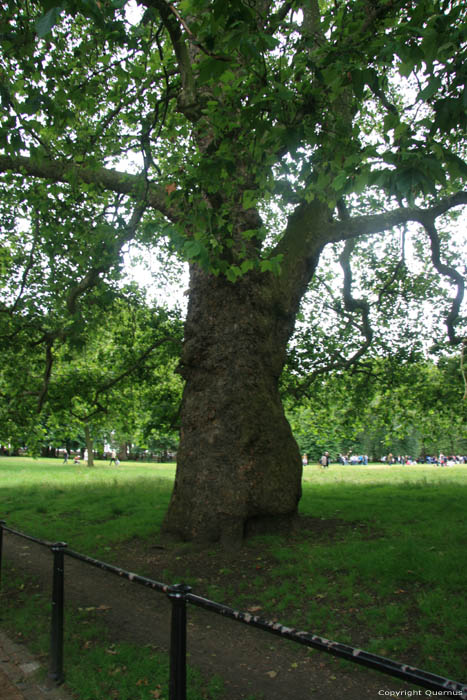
(339, 237, 374, 366)
(420, 216, 465, 345)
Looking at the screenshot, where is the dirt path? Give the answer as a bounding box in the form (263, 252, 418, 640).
(1, 531, 421, 700)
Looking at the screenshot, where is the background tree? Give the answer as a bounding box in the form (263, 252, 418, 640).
(0, 0, 466, 543)
(285, 355, 467, 461)
(46, 290, 182, 463)
(0, 266, 183, 459)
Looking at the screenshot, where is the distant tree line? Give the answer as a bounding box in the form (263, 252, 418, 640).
(284, 355, 467, 462)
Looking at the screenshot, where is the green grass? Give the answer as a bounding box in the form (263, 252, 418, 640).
(282, 465, 467, 678)
(1, 457, 467, 690)
(0, 567, 223, 700)
(0, 457, 175, 553)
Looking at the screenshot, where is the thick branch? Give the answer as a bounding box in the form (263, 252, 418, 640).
(302, 0, 326, 48)
(275, 192, 467, 312)
(273, 199, 330, 309)
(0, 154, 182, 222)
(360, 0, 403, 36)
(138, 0, 199, 120)
(329, 191, 467, 242)
(66, 268, 103, 315)
(333, 196, 466, 346)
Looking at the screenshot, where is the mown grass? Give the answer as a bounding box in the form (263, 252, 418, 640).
(1, 457, 466, 690)
(0, 457, 175, 553)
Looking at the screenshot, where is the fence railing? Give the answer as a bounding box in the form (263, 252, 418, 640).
(1, 521, 466, 700)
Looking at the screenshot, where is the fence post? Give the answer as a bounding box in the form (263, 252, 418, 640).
(48, 542, 67, 685)
(0, 521, 5, 588)
(167, 583, 192, 700)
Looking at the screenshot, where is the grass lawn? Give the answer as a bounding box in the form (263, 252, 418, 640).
(0, 456, 176, 552)
(299, 463, 467, 677)
(1, 456, 466, 693)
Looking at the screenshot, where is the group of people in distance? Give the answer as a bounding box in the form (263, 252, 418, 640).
(62, 449, 83, 464)
(61, 448, 120, 465)
(301, 452, 365, 467)
(301, 452, 467, 468)
(339, 453, 368, 465)
(382, 453, 467, 466)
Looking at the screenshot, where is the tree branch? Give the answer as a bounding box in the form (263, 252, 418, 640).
(329, 191, 467, 242)
(37, 341, 54, 412)
(8, 211, 41, 314)
(92, 336, 179, 407)
(0, 154, 183, 223)
(461, 340, 467, 400)
(331, 194, 466, 346)
(138, 0, 200, 120)
(66, 199, 148, 315)
(339, 237, 373, 364)
(420, 217, 465, 345)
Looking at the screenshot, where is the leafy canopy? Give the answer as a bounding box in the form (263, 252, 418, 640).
(0, 0, 466, 390)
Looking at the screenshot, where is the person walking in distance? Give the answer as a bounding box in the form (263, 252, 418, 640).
(320, 451, 330, 468)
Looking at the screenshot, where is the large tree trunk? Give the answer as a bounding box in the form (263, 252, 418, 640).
(162, 265, 303, 544)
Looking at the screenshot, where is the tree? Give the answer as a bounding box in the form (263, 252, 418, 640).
(46, 290, 182, 462)
(0, 0, 466, 543)
(284, 355, 467, 461)
(0, 277, 182, 460)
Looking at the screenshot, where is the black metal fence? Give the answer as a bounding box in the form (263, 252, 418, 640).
(0, 521, 466, 700)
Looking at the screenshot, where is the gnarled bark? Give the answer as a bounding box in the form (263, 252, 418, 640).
(162, 265, 304, 544)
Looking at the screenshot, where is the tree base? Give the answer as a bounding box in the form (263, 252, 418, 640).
(244, 511, 299, 538)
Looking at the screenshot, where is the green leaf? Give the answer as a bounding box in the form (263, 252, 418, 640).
(418, 76, 442, 101)
(0, 86, 11, 108)
(197, 58, 229, 84)
(240, 259, 254, 274)
(351, 70, 365, 99)
(239, 37, 261, 60)
(35, 7, 62, 37)
(183, 240, 202, 259)
(225, 265, 241, 283)
(332, 172, 348, 192)
(259, 254, 283, 276)
(258, 32, 279, 50)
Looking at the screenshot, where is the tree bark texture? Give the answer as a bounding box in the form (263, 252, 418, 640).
(162, 265, 303, 544)
(84, 423, 94, 467)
